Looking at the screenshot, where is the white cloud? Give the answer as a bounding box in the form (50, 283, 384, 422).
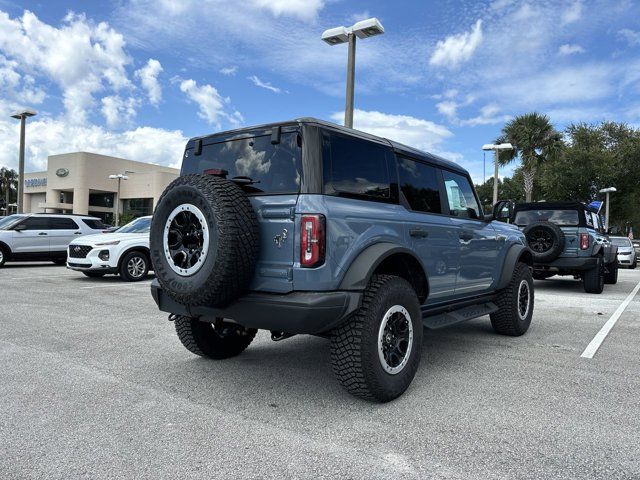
(558, 43, 585, 55)
(248, 0, 324, 21)
(179, 78, 242, 128)
(220, 66, 238, 76)
(618, 29, 640, 47)
(248, 75, 282, 94)
(561, 1, 583, 24)
(101, 95, 138, 129)
(0, 10, 131, 123)
(460, 104, 511, 127)
(429, 20, 483, 69)
(436, 101, 458, 119)
(330, 109, 454, 156)
(135, 58, 163, 105)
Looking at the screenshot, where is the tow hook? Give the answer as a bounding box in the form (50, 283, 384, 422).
(271, 331, 295, 342)
(168, 313, 180, 322)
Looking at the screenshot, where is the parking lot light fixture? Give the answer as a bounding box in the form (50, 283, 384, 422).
(482, 143, 514, 206)
(10, 109, 37, 214)
(109, 173, 130, 227)
(321, 17, 385, 129)
(599, 187, 617, 232)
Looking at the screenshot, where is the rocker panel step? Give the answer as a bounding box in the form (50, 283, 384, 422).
(423, 302, 498, 329)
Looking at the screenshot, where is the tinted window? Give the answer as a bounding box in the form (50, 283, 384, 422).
(323, 133, 392, 200)
(20, 217, 50, 230)
(397, 156, 441, 214)
(514, 210, 579, 226)
(49, 217, 79, 230)
(442, 170, 481, 219)
(82, 219, 107, 229)
(182, 132, 302, 194)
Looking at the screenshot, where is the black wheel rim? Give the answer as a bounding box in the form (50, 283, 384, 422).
(378, 305, 413, 375)
(163, 204, 210, 276)
(527, 229, 554, 253)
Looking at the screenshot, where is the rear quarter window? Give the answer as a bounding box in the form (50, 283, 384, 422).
(515, 209, 580, 226)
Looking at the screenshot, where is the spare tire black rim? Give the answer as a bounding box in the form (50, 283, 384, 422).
(163, 203, 210, 276)
(378, 305, 413, 375)
(528, 228, 553, 253)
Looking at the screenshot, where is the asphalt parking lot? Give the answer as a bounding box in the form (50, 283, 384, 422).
(1, 265, 639, 479)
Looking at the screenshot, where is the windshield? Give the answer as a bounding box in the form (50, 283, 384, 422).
(116, 217, 151, 233)
(610, 237, 632, 247)
(0, 214, 26, 230)
(181, 132, 302, 194)
(514, 209, 580, 226)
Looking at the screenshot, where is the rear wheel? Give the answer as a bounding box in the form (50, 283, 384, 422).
(174, 316, 257, 359)
(583, 258, 605, 294)
(330, 275, 423, 402)
(604, 261, 618, 285)
(83, 271, 106, 278)
(490, 262, 534, 336)
(119, 251, 149, 282)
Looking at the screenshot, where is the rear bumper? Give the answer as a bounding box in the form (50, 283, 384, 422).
(150, 280, 362, 335)
(533, 257, 598, 271)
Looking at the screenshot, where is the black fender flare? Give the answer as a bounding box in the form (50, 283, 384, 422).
(338, 242, 427, 291)
(496, 244, 533, 290)
(601, 244, 617, 264)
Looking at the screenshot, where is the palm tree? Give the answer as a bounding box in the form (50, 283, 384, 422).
(0, 167, 18, 215)
(497, 112, 563, 202)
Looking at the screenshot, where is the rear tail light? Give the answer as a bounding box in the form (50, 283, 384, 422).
(300, 214, 325, 268)
(580, 233, 590, 250)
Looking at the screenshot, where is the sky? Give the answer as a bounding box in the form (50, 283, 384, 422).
(0, 0, 639, 184)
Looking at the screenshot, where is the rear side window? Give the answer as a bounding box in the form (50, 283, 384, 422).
(514, 210, 579, 226)
(442, 170, 481, 219)
(181, 132, 302, 194)
(49, 218, 79, 230)
(397, 156, 442, 214)
(82, 219, 106, 229)
(323, 132, 393, 200)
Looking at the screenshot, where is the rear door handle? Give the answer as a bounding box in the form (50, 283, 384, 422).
(74, 232, 82, 235)
(459, 231, 473, 241)
(38, 232, 48, 236)
(410, 228, 429, 238)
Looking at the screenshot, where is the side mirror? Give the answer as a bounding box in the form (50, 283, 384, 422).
(492, 200, 514, 223)
(14, 224, 26, 231)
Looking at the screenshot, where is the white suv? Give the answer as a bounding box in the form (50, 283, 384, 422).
(0, 214, 106, 267)
(67, 216, 152, 281)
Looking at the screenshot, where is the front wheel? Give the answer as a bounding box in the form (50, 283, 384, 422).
(120, 251, 150, 282)
(0, 247, 6, 267)
(490, 262, 534, 336)
(631, 260, 637, 270)
(583, 258, 604, 294)
(174, 316, 257, 359)
(330, 275, 423, 402)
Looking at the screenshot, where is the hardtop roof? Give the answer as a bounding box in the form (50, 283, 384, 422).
(515, 201, 599, 213)
(187, 117, 467, 175)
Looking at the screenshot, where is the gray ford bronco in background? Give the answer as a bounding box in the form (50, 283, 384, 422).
(149, 118, 534, 402)
(510, 202, 618, 294)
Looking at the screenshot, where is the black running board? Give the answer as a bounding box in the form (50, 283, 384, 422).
(422, 302, 498, 329)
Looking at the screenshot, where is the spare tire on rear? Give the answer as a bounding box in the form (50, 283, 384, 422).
(523, 221, 565, 263)
(150, 174, 259, 307)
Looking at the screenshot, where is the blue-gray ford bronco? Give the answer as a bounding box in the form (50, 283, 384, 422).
(149, 118, 534, 402)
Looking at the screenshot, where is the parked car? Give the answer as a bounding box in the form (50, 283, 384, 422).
(0, 213, 107, 267)
(632, 239, 640, 256)
(510, 202, 618, 293)
(67, 216, 152, 281)
(148, 118, 534, 402)
(609, 236, 637, 269)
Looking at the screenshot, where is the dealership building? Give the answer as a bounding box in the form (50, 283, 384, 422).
(22, 152, 179, 224)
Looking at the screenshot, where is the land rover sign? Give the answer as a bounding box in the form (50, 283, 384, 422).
(56, 168, 69, 177)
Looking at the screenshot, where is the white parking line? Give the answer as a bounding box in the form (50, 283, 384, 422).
(80, 282, 152, 290)
(581, 280, 640, 359)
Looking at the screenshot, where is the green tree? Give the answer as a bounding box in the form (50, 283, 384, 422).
(0, 167, 18, 214)
(498, 112, 563, 202)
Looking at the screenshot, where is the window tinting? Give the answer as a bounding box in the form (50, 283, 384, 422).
(181, 132, 302, 194)
(82, 219, 107, 229)
(20, 217, 50, 230)
(49, 217, 79, 230)
(323, 133, 391, 200)
(442, 170, 481, 219)
(514, 210, 580, 226)
(397, 156, 441, 214)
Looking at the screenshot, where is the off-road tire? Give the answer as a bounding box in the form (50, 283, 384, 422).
(523, 221, 565, 263)
(174, 316, 257, 359)
(119, 251, 150, 282)
(83, 271, 106, 278)
(583, 257, 605, 294)
(490, 262, 534, 336)
(150, 174, 259, 307)
(330, 275, 423, 402)
(604, 261, 618, 285)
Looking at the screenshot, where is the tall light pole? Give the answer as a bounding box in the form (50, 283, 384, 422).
(599, 187, 617, 232)
(10, 109, 37, 213)
(482, 143, 514, 205)
(109, 173, 130, 226)
(322, 18, 385, 128)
